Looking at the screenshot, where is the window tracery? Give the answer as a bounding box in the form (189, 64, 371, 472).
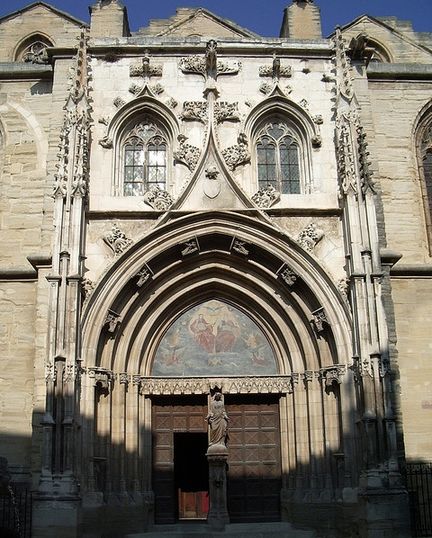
(122, 118, 167, 196)
(15, 35, 53, 64)
(420, 123, 432, 226)
(256, 119, 301, 194)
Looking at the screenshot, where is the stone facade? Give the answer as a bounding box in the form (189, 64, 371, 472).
(0, 1, 431, 537)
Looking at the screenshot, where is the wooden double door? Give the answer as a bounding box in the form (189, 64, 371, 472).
(152, 394, 281, 524)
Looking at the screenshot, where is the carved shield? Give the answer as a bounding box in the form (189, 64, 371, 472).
(203, 175, 221, 199)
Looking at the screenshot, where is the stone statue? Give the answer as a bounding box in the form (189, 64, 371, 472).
(207, 392, 229, 446)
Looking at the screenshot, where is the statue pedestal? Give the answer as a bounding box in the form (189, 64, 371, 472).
(206, 443, 229, 531)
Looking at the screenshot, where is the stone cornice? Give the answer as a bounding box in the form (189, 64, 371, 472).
(390, 263, 432, 277)
(367, 63, 432, 81)
(47, 41, 332, 61)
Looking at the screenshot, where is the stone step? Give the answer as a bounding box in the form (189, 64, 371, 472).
(125, 521, 315, 538)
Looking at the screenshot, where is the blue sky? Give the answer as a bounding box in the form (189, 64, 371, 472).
(0, 0, 431, 37)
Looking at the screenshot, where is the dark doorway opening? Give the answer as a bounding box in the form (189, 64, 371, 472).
(174, 432, 209, 520)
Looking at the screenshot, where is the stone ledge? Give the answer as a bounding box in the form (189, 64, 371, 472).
(390, 263, 432, 277)
(367, 63, 432, 80)
(0, 62, 52, 79)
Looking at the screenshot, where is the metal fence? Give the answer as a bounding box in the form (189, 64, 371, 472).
(405, 462, 432, 537)
(0, 486, 32, 538)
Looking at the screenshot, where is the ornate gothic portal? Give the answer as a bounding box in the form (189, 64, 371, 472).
(79, 211, 354, 529)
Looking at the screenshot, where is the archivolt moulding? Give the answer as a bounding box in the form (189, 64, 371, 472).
(81, 212, 352, 378)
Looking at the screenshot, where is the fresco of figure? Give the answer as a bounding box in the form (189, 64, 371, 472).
(190, 313, 215, 353)
(207, 392, 229, 447)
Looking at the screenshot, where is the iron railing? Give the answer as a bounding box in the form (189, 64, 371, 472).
(405, 462, 432, 537)
(0, 486, 32, 538)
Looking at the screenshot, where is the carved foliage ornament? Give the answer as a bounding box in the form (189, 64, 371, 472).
(259, 54, 292, 81)
(136, 376, 295, 396)
(129, 54, 162, 79)
(297, 223, 324, 252)
(333, 28, 354, 101)
(252, 185, 280, 208)
(143, 185, 174, 211)
(179, 56, 241, 80)
(214, 102, 240, 124)
(180, 101, 208, 123)
(103, 224, 133, 255)
(221, 132, 250, 171)
(336, 112, 357, 196)
(174, 134, 201, 171)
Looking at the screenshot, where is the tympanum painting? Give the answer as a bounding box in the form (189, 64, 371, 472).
(152, 300, 277, 376)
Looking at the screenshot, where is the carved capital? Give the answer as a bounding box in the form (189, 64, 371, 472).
(311, 307, 328, 333)
(230, 237, 249, 256)
(134, 263, 153, 287)
(181, 237, 200, 256)
(88, 367, 116, 390)
(104, 310, 122, 334)
(277, 264, 298, 287)
(320, 365, 346, 387)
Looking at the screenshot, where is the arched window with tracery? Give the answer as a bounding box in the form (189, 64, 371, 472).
(256, 117, 301, 194)
(15, 34, 53, 63)
(418, 121, 432, 246)
(122, 117, 167, 196)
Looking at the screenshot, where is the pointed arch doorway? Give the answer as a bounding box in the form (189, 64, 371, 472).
(151, 299, 282, 524)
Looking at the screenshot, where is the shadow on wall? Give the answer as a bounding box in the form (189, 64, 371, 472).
(0, 386, 420, 538)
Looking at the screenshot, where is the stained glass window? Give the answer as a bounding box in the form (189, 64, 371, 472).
(122, 119, 167, 196)
(256, 119, 300, 194)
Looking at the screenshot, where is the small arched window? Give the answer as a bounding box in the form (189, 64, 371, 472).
(256, 118, 301, 194)
(122, 118, 167, 196)
(420, 123, 432, 222)
(15, 34, 53, 63)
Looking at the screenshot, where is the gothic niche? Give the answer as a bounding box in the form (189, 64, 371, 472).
(152, 299, 277, 376)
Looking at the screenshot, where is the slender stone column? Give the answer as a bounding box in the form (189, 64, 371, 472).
(206, 444, 229, 531)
